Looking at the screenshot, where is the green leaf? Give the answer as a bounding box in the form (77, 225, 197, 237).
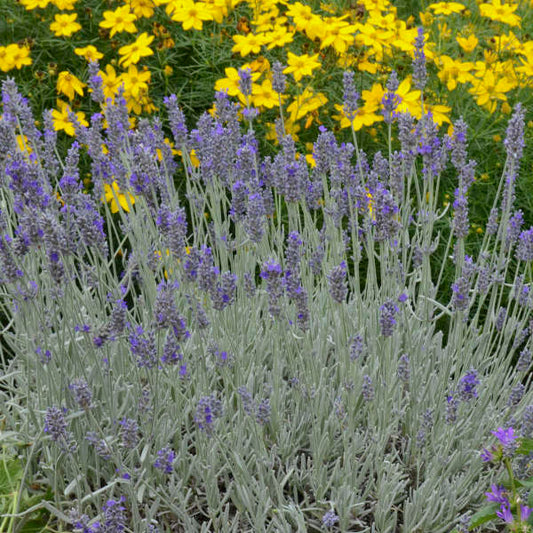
(517, 438, 533, 455)
(469, 504, 499, 529)
(516, 476, 533, 489)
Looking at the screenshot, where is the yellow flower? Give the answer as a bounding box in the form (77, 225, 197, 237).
(264, 26, 294, 50)
(118, 33, 154, 68)
(214, 67, 260, 101)
(49, 13, 82, 37)
(170, 1, 213, 30)
(320, 19, 357, 54)
(1, 44, 32, 71)
(100, 64, 123, 100)
(285, 2, 314, 32)
(287, 88, 328, 122)
(283, 52, 321, 82)
(333, 103, 384, 130)
(231, 33, 268, 57)
(427, 2, 466, 15)
(74, 45, 104, 62)
(121, 64, 151, 99)
(103, 182, 136, 213)
(456, 34, 478, 53)
(423, 103, 451, 125)
(99, 6, 138, 37)
(436, 56, 474, 91)
(20, 0, 50, 9)
(51, 100, 88, 136)
(51, 0, 77, 9)
(251, 79, 279, 109)
(468, 70, 515, 112)
(394, 79, 422, 118)
(128, 0, 155, 18)
(57, 71, 85, 100)
(479, 0, 521, 27)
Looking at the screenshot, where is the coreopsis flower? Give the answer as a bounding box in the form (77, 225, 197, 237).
(130, 0, 155, 18)
(427, 2, 466, 14)
(56, 71, 85, 100)
(51, 100, 88, 136)
(456, 34, 478, 53)
(103, 181, 136, 213)
(251, 79, 279, 109)
(170, 1, 213, 31)
(99, 64, 123, 100)
(436, 56, 475, 91)
(479, 0, 521, 27)
(19, 0, 50, 9)
(0, 44, 32, 72)
(468, 70, 515, 113)
(49, 13, 82, 37)
(318, 19, 356, 55)
(231, 33, 267, 57)
(283, 52, 321, 82)
(121, 64, 150, 99)
(118, 32, 154, 68)
(74, 45, 104, 62)
(99, 5, 138, 37)
(51, 0, 77, 8)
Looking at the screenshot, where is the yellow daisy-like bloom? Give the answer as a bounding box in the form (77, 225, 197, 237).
(285, 2, 314, 32)
(251, 79, 280, 109)
(427, 2, 466, 15)
(121, 64, 151, 99)
(333, 103, 384, 131)
(51, 100, 88, 136)
(264, 26, 294, 50)
(456, 34, 478, 53)
(100, 64, 123, 100)
(99, 6, 138, 37)
(50, 13, 82, 37)
(118, 32, 154, 68)
(214, 67, 260, 99)
(423, 103, 451, 126)
(51, 0, 77, 9)
(20, 0, 50, 9)
(436, 56, 474, 91)
(129, 0, 155, 18)
(74, 45, 104, 62)
(103, 182, 136, 213)
(170, 1, 213, 31)
(287, 87, 328, 122)
(1, 44, 32, 71)
(283, 52, 321, 82)
(479, 0, 521, 27)
(57, 71, 86, 100)
(231, 33, 268, 57)
(320, 19, 357, 54)
(468, 70, 515, 112)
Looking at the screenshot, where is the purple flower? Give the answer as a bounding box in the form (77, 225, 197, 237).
(457, 369, 480, 401)
(412, 27, 427, 90)
(379, 300, 399, 337)
(102, 497, 127, 532)
(119, 418, 139, 449)
(480, 448, 494, 462)
(485, 484, 508, 504)
(492, 427, 518, 447)
(195, 394, 223, 436)
(154, 446, 176, 474)
(69, 379, 93, 410)
(519, 505, 532, 522)
(496, 502, 514, 524)
(272, 61, 286, 94)
(327, 262, 348, 303)
(322, 510, 339, 528)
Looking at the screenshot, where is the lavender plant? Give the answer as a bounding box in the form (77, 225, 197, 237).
(0, 67, 532, 532)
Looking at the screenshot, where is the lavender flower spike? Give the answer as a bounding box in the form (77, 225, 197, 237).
(412, 27, 427, 90)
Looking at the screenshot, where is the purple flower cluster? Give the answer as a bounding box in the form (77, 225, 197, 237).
(153, 445, 176, 474)
(195, 394, 223, 435)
